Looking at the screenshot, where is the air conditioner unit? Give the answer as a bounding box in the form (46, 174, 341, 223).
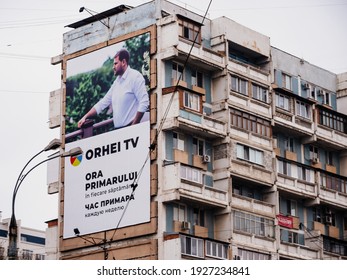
(303, 83, 310, 90)
(181, 221, 191, 230)
(202, 155, 211, 163)
(318, 89, 324, 96)
(311, 157, 319, 164)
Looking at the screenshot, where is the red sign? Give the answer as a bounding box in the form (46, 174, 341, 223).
(276, 214, 293, 229)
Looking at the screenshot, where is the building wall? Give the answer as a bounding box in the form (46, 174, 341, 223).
(49, 0, 347, 260)
(0, 217, 46, 260)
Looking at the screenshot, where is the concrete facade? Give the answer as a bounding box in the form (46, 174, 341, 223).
(49, 0, 347, 260)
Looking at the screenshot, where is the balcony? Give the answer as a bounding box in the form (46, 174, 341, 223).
(277, 174, 316, 198)
(159, 14, 224, 71)
(316, 106, 347, 149)
(318, 171, 347, 207)
(316, 124, 347, 149)
(163, 233, 230, 260)
(162, 86, 227, 139)
(162, 162, 228, 208)
(278, 242, 320, 260)
(231, 194, 275, 218)
(276, 159, 317, 198)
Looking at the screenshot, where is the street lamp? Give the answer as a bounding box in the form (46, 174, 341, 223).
(8, 139, 82, 260)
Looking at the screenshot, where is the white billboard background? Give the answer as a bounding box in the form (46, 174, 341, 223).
(63, 122, 150, 238)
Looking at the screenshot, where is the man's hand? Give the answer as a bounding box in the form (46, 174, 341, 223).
(77, 116, 87, 128)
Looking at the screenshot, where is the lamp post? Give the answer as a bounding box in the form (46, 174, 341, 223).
(7, 139, 82, 260)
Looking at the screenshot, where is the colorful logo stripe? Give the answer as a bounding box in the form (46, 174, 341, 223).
(70, 155, 83, 167)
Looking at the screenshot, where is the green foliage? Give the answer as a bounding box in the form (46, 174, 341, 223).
(65, 32, 150, 134)
(65, 58, 114, 134)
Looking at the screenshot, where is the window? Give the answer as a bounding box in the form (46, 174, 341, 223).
(193, 208, 205, 226)
(180, 165, 203, 184)
(276, 93, 290, 110)
(172, 62, 184, 81)
(286, 199, 297, 216)
(193, 137, 204, 156)
(282, 73, 292, 90)
(284, 137, 294, 152)
(288, 231, 298, 244)
(232, 185, 255, 199)
(321, 173, 347, 193)
(22, 249, 33, 260)
(206, 241, 228, 259)
(252, 84, 269, 103)
(326, 151, 334, 166)
(238, 248, 270, 260)
(192, 69, 203, 88)
(173, 203, 187, 222)
(173, 132, 185, 151)
(319, 109, 347, 133)
(230, 108, 271, 137)
(234, 211, 275, 238)
(236, 144, 263, 165)
(231, 75, 248, 95)
(178, 17, 201, 43)
(323, 91, 331, 106)
(313, 207, 322, 223)
(277, 159, 291, 176)
(35, 254, 45, 260)
(310, 86, 316, 99)
(297, 166, 311, 182)
(309, 145, 319, 160)
(183, 91, 200, 112)
(296, 100, 311, 119)
(181, 235, 204, 258)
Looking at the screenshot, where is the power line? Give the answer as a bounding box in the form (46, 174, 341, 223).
(0, 52, 50, 61)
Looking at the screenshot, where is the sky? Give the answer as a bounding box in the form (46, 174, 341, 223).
(0, 0, 346, 231)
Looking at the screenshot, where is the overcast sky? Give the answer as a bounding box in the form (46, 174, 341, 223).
(0, 0, 346, 231)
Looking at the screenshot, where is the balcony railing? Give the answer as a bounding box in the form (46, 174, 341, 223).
(232, 194, 275, 217)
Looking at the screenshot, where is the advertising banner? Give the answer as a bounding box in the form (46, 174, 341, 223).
(276, 214, 293, 229)
(63, 33, 151, 238)
(63, 122, 150, 238)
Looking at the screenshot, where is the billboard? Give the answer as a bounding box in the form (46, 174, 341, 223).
(63, 33, 151, 239)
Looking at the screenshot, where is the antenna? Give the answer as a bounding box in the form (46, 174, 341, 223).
(79, 7, 110, 28)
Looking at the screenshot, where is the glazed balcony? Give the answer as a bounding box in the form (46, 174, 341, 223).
(318, 171, 347, 208)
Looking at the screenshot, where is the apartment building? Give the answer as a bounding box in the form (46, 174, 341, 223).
(48, 0, 347, 260)
(0, 214, 46, 260)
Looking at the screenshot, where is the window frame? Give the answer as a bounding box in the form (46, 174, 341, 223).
(172, 62, 184, 81)
(191, 69, 204, 88)
(236, 144, 264, 165)
(181, 235, 204, 258)
(178, 17, 202, 44)
(296, 100, 311, 119)
(206, 240, 228, 259)
(183, 90, 201, 112)
(230, 108, 271, 137)
(276, 93, 290, 111)
(173, 132, 185, 151)
(231, 75, 248, 96)
(252, 83, 269, 103)
(180, 165, 203, 184)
